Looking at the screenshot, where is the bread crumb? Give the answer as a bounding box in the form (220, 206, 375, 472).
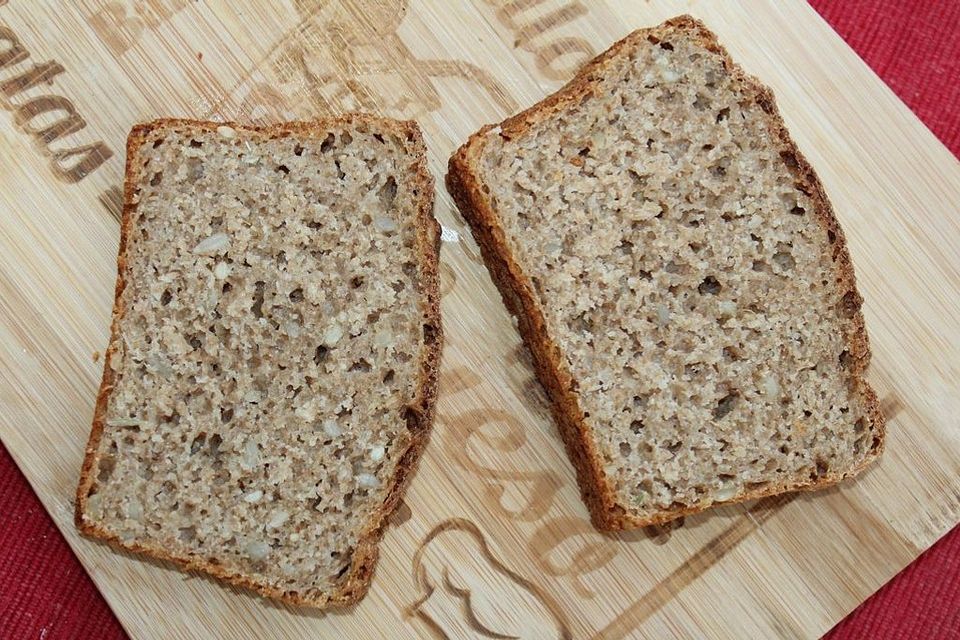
(455, 16, 880, 528)
(81, 117, 440, 606)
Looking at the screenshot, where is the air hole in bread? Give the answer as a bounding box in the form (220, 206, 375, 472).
(713, 392, 738, 419)
(349, 360, 371, 373)
(251, 281, 265, 318)
(379, 175, 397, 206)
(190, 433, 206, 455)
(698, 276, 721, 295)
(838, 350, 852, 368)
(814, 456, 829, 477)
(772, 250, 795, 270)
(837, 291, 859, 318)
(97, 454, 116, 483)
(320, 133, 334, 153)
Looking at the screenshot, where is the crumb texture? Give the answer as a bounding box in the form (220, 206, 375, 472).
(82, 121, 432, 602)
(474, 27, 880, 520)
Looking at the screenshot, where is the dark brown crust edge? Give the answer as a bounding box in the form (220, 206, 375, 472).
(74, 115, 443, 608)
(446, 15, 884, 531)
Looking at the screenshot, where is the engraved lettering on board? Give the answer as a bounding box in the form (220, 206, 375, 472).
(443, 392, 624, 593)
(482, 0, 596, 81)
(86, 0, 192, 57)
(0, 22, 113, 182)
(232, 0, 516, 123)
(409, 519, 571, 639)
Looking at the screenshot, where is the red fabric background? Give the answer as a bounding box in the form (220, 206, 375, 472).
(1, 1, 958, 638)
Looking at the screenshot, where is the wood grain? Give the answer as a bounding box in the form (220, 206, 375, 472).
(0, 1, 958, 638)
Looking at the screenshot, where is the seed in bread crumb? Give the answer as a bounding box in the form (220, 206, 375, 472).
(240, 439, 259, 471)
(244, 490, 263, 503)
(246, 540, 269, 561)
(661, 68, 680, 82)
(267, 510, 289, 529)
(370, 446, 385, 462)
(655, 305, 670, 326)
(713, 484, 739, 502)
(192, 233, 229, 256)
(762, 375, 780, 399)
(373, 216, 398, 233)
(125, 501, 142, 520)
(356, 473, 379, 489)
(216, 125, 236, 139)
(322, 420, 342, 438)
(106, 418, 142, 428)
(323, 324, 343, 346)
(85, 493, 102, 515)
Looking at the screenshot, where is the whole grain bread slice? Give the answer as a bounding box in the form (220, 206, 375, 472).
(76, 115, 441, 607)
(447, 15, 884, 530)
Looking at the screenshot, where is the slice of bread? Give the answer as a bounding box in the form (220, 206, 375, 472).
(76, 116, 441, 606)
(447, 15, 884, 530)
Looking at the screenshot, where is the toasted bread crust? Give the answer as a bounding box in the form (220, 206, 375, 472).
(75, 115, 442, 607)
(446, 15, 884, 531)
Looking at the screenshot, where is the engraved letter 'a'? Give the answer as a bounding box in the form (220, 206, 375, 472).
(0, 25, 114, 182)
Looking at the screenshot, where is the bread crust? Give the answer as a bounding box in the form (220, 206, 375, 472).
(75, 115, 442, 607)
(446, 15, 884, 531)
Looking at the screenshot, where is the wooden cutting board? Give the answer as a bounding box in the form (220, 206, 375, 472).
(1, 1, 958, 638)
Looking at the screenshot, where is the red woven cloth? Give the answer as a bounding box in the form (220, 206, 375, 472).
(1, 1, 958, 638)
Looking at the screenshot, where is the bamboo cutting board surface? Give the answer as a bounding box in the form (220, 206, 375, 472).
(1, 1, 959, 638)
